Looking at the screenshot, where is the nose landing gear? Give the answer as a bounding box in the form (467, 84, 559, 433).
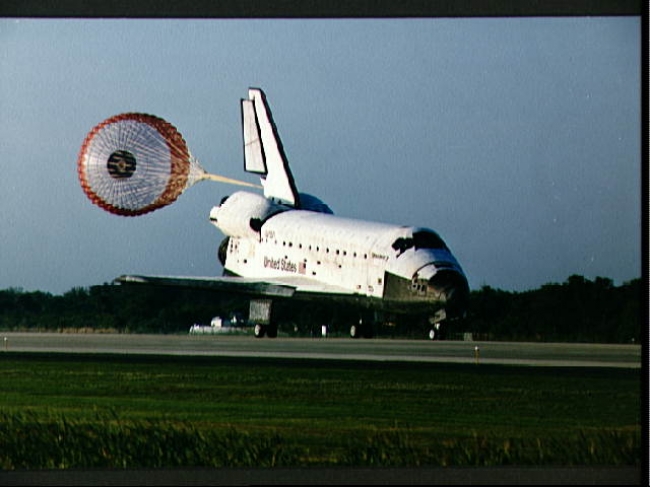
(428, 322, 445, 340)
(349, 316, 374, 339)
(427, 308, 447, 340)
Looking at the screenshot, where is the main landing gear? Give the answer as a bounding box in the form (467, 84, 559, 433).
(253, 323, 278, 338)
(250, 299, 277, 338)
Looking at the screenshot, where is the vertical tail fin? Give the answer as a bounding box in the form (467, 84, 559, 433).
(241, 88, 300, 207)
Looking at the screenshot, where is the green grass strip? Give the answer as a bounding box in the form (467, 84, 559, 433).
(0, 353, 640, 468)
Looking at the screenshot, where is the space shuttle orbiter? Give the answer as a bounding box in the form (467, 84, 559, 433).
(116, 88, 469, 340)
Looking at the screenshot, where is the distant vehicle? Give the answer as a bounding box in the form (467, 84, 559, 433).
(189, 313, 249, 335)
(112, 88, 469, 340)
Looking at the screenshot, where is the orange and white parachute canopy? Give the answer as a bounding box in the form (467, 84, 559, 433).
(77, 112, 258, 216)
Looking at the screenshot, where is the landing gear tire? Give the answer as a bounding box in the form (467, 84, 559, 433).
(350, 322, 373, 339)
(350, 324, 360, 339)
(428, 323, 444, 341)
(254, 324, 277, 338)
(254, 324, 266, 338)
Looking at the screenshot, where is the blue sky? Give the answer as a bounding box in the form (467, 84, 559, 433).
(0, 17, 641, 294)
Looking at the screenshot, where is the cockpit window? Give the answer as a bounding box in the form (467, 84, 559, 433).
(413, 230, 448, 250)
(392, 230, 448, 255)
(392, 237, 413, 254)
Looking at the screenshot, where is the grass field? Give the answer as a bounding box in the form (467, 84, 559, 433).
(0, 352, 641, 469)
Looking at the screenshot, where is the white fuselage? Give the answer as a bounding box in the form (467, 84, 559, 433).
(209, 191, 468, 316)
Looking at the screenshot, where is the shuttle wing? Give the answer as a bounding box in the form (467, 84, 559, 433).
(242, 88, 300, 207)
(114, 274, 355, 299)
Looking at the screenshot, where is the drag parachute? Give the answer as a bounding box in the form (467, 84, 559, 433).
(77, 112, 258, 216)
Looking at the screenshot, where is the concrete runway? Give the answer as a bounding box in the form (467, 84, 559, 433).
(0, 332, 641, 368)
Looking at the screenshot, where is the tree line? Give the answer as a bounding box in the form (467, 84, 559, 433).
(0, 275, 641, 343)
(463, 275, 640, 343)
